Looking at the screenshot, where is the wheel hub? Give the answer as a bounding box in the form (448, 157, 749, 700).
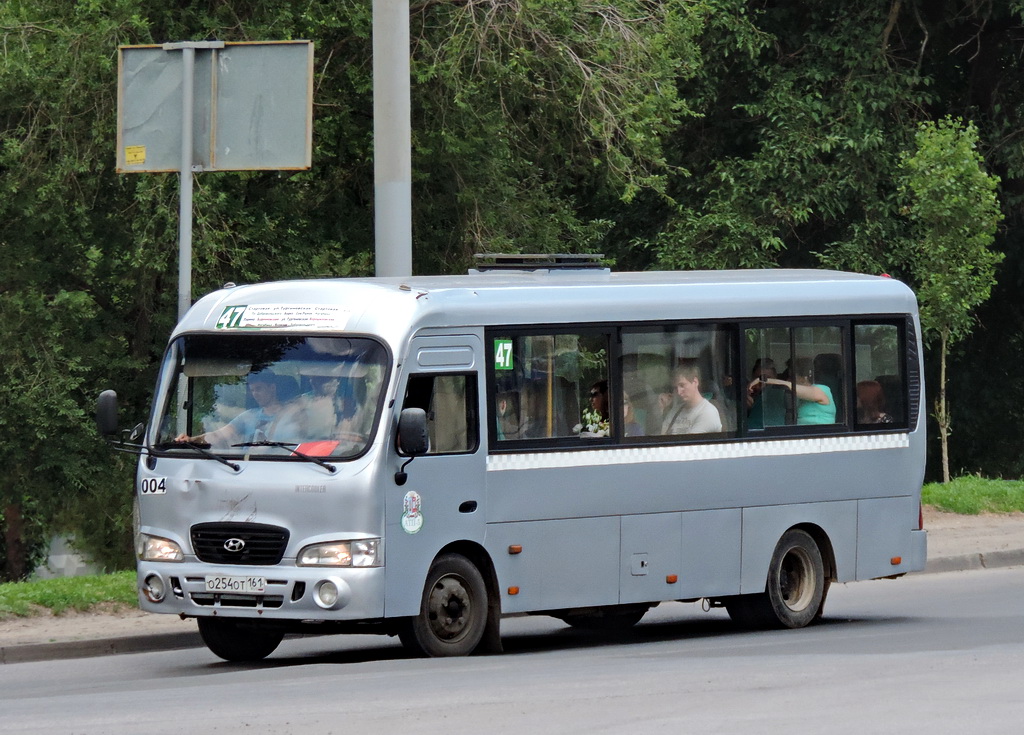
(427, 576, 472, 640)
(780, 548, 814, 611)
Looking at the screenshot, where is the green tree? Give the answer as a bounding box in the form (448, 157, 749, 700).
(0, 290, 132, 579)
(900, 117, 1003, 483)
(647, 2, 931, 274)
(408, 0, 708, 270)
(0, 2, 150, 579)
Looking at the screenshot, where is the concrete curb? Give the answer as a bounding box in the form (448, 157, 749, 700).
(0, 632, 202, 665)
(922, 549, 1024, 575)
(3, 550, 1022, 665)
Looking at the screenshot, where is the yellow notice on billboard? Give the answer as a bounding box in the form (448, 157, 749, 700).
(124, 145, 146, 165)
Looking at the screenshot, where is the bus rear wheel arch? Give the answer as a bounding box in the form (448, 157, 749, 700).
(399, 552, 489, 657)
(725, 528, 827, 630)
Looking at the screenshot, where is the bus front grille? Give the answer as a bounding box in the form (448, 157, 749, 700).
(190, 593, 285, 609)
(191, 522, 290, 565)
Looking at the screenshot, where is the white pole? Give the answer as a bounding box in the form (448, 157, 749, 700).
(162, 40, 223, 320)
(372, 0, 413, 277)
(177, 46, 195, 321)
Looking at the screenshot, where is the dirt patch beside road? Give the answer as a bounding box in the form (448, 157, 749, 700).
(923, 506, 1024, 559)
(0, 605, 196, 647)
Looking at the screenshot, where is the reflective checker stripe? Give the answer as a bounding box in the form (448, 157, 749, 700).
(486, 433, 911, 472)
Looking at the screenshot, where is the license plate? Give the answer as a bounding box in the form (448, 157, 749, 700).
(204, 575, 267, 593)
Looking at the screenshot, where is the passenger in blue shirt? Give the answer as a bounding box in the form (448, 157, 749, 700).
(757, 357, 835, 425)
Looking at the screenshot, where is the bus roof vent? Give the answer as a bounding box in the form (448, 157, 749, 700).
(470, 253, 608, 273)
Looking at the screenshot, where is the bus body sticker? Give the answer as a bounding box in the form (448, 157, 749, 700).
(401, 491, 423, 534)
(494, 339, 514, 370)
(141, 477, 167, 495)
(216, 304, 351, 331)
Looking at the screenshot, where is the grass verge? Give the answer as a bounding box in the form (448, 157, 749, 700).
(0, 570, 136, 619)
(922, 476, 1024, 515)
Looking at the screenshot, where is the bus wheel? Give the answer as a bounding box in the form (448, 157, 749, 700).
(197, 617, 285, 662)
(400, 553, 488, 657)
(726, 529, 825, 630)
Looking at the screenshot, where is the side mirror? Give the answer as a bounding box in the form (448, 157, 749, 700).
(397, 407, 429, 456)
(96, 390, 120, 437)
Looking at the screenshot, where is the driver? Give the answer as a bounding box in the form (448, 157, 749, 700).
(176, 370, 299, 446)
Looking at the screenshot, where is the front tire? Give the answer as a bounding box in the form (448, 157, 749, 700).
(726, 529, 826, 630)
(197, 617, 285, 662)
(400, 553, 488, 657)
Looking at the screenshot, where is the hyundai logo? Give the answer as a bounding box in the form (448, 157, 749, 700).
(223, 538, 246, 553)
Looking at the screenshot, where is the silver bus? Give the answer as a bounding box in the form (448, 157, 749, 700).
(98, 258, 926, 660)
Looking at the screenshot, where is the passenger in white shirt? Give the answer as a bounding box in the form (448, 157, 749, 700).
(661, 360, 722, 435)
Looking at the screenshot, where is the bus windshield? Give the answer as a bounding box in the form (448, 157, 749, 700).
(152, 334, 389, 459)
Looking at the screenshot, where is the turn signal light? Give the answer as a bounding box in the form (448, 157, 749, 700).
(508, 586, 520, 595)
(890, 556, 902, 565)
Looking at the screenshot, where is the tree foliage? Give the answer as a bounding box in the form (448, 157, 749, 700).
(900, 117, 1002, 483)
(407, 0, 709, 265)
(0, 0, 710, 578)
(902, 118, 1003, 349)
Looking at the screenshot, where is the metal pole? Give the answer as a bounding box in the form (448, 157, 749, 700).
(177, 46, 196, 321)
(162, 40, 221, 320)
(372, 0, 413, 277)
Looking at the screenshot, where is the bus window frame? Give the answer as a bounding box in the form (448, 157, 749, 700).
(486, 325, 618, 450)
(850, 316, 915, 431)
(618, 321, 741, 444)
(485, 315, 916, 455)
(400, 371, 481, 457)
(738, 317, 849, 437)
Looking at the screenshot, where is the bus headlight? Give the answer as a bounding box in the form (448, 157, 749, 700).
(298, 539, 380, 567)
(137, 534, 184, 562)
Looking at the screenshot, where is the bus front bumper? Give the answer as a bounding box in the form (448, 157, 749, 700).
(136, 562, 386, 621)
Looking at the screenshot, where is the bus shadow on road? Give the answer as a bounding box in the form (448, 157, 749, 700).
(498, 611, 925, 658)
(501, 619, 739, 655)
(186, 610, 924, 670)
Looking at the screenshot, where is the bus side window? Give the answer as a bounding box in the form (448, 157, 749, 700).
(622, 325, 733, 438)
(491, 332, 610, 443)
(402, 374, 479, 454)
(854, 323, 905, 428)
(745, 325, 845, 429)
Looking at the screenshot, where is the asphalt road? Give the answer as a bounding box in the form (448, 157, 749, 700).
(2, 566, 1023, 734)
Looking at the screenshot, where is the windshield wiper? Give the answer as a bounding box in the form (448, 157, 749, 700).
(154, 441, 241, 472)
(232, 441, 338, 473)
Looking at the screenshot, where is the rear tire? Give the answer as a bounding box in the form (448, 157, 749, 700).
(197, 617, 285, 662)
(399, 553, 488, 657)
(726, 529, 826, 630)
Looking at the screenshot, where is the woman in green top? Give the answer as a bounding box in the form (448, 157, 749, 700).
(756, 357, 836, 425)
